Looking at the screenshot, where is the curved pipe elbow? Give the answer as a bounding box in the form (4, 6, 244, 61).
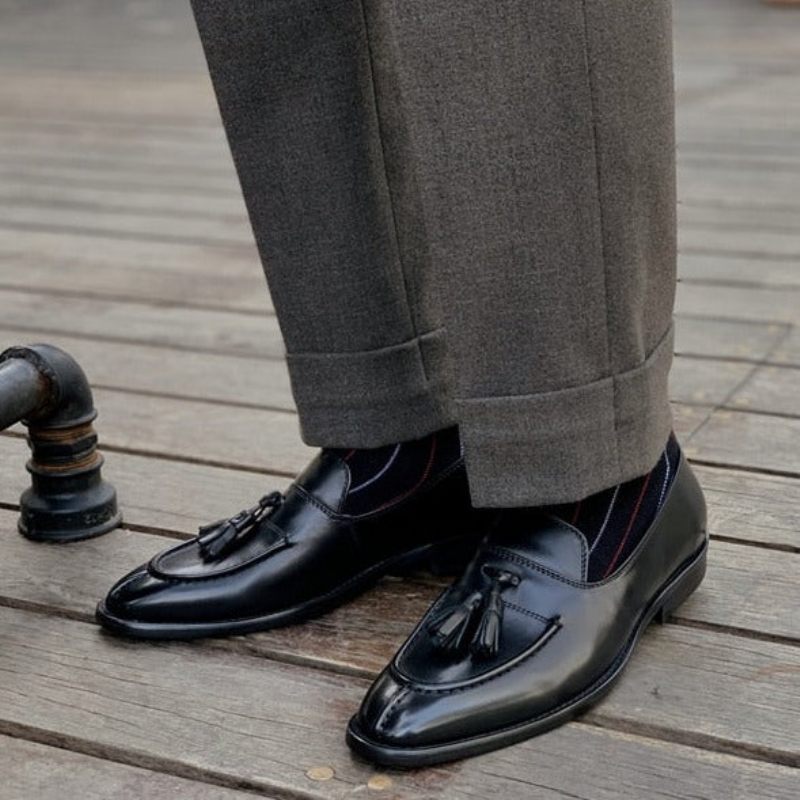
(0, 343, 97, 429)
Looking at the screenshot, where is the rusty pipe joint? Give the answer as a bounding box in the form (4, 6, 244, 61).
(0, 344, 121, 542)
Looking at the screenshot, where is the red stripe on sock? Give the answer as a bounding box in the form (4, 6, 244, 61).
(601, 470, 653, 579)
(571, 501, 582, 526)
(374, 435, 437, 512)
(342, 449, 356, 461)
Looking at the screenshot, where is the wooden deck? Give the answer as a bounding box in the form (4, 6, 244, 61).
(0, 0, 798, 797)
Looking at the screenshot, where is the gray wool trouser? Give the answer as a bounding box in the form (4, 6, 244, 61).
(190, 0, 677, 507)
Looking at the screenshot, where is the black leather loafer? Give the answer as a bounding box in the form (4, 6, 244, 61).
(97, 452, 486, 639)
(347, 454, 708, 767)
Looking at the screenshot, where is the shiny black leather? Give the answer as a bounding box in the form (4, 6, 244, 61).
(347, 455, 708, 767)
(97, 452, 486, 639)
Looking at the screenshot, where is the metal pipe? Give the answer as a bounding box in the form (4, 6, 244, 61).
(0, 344, 121, 542)
(0, 358, 46, 429)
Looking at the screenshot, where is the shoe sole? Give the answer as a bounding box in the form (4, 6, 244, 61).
(346, 537, 709, 768)
(95, 536, 474, 640)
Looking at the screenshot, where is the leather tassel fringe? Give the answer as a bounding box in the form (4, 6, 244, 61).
(198, 491, 283, 561)
(427, 591, 483, 652)
(428, 568, 520, 659)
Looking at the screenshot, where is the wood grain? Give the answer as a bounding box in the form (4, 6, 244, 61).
(686, 409, 800, 476)
(0, 605, 797, 800)
(1, 0, 798, 795)
(0, 735, 266, 800)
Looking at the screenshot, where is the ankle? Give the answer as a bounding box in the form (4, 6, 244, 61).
(324, 426, 463, 515)
(546, 433, 681, 581)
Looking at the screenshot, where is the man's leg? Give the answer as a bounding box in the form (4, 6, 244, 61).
(359, 0, 677, 506)
(190, 0, 452, 447)
(348, 1, 708, 766)
(96, 0, 488, 642)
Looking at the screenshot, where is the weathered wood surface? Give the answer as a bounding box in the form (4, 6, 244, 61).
(674, 317, 788, 362)
(687, 410, 800, 477)
(1, 735, 268, 800)
(0, 290, 282, 358)
(0, 0, 797, 796)
(1, 607, 797, 800)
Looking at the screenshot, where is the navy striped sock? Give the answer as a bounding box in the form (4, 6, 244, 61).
(547, 434, 682, 581)
(325, 426, 462, 516)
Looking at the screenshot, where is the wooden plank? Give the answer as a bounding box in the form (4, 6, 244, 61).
(0, 605, 797, 798)
(0, 114, 226, 144)
(1, 735, 266, 800)
(680, 149, 800, 170)
(0, 162, 240, 195)
(0, 125, 227, 158)
(0, 73, 218, 122)
(0, 385, 310, 476)
(678, 250, 800, 290)
(669, 356, 751, 406)
(0, 180, 246, 217)
(0, 243, 270, 315)
(0, 291, 281, 358)
(0, 328, 294, 410)
(0, 200, 253, 247)
(680, 200, 800, 232)
(677, 169, 800, 209)
(676, 284, 800, 326)
(0, 224, 263, 281)
(679, 227, 800, 262)
(87, 387, 310, 475)
(674, 317, 786, 362)
(686, 409, 800, 476)
(1, 202, 253, 245)
(771, 328, 800, 367)
(679, 539, 799, 639)
(696, 464, 800, 550)
(728, 365, 800, 417)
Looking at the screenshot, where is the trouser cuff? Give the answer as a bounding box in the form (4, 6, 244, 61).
(286, 328, 454, 448)
(457, 325, 675, 507)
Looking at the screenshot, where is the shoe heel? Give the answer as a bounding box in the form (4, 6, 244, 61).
(654, 543, 707, 624)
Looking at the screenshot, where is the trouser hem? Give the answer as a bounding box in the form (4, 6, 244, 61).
(286, 328, 454, 447)
(457, 324, 675, 507)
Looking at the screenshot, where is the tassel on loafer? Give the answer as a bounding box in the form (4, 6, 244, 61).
(347, 453, 708, 767)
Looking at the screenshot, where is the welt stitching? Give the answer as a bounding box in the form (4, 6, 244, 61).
(487, 547, 587, 588)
